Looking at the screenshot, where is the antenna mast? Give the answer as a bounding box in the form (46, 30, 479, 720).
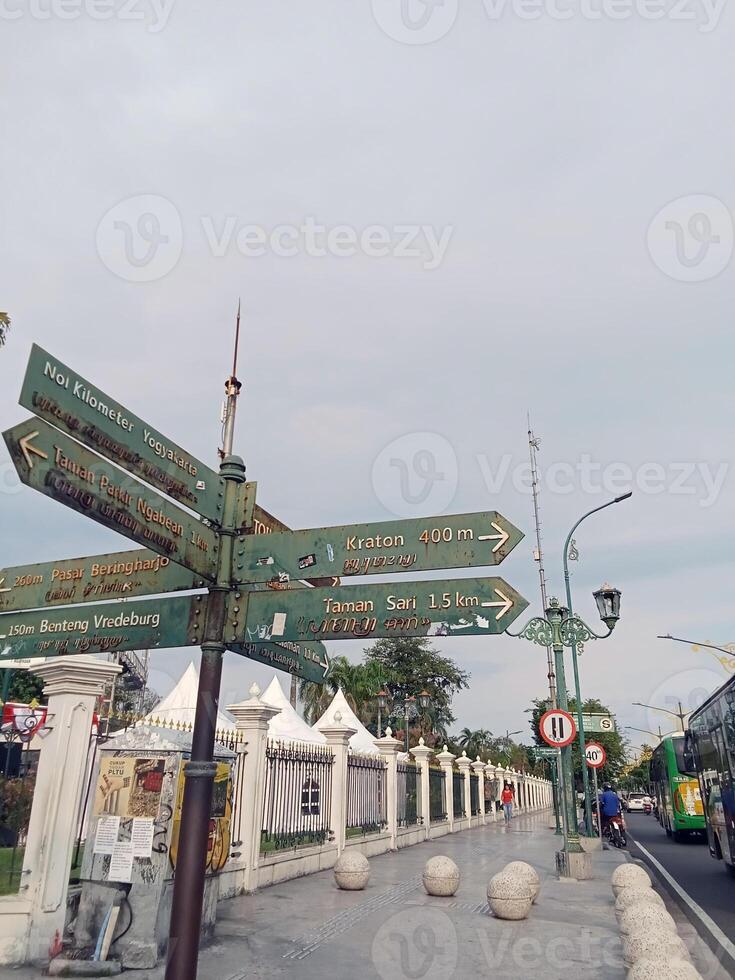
(528, 415, 557, 707)
(220, 300, 243, 458)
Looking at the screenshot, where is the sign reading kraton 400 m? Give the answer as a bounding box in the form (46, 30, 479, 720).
(236, 577, 528, 643)
(20, 344, 225, 522)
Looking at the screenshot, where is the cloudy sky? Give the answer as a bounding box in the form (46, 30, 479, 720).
(1, 0, 733, 750)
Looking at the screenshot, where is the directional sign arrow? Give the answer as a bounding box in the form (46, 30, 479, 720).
(480, 588, 514, 620)
(0, 548, 207, 614)
(19, 430, 48, 469)
(235, 511, 523, 586)
(0, 594, 205, 661)
(228, 639, 330, 684)
(20, 344, 225, 522)
(235, 576, 528, 644)
(3, 417, 219, 581)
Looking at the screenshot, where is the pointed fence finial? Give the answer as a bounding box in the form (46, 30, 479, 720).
(249, 682, 261, 699)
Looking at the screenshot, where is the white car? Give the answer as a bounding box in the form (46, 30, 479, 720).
(626, 793, 646, 812)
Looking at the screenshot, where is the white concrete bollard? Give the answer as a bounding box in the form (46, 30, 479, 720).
(611, 863, 652, 897)
(622, 929, 690, 967)
(422, 856, 460, 897)
(504, 860, 541, 903)
(487, 870, 533, 921)
(615, 887, 665, 921)
(628, 957, 703, 980)
(620, 904, 677, 936)
(333, 851, 370, 891)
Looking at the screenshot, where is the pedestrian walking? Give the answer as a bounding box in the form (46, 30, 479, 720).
(501, 782, 515, 822)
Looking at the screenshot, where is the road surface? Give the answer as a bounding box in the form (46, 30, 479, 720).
(625, 811, 735, 975)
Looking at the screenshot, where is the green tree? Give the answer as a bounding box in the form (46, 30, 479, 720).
(1, 670, 44, 705)
(364, 638, 469, 744)
(0, 312, 10, 348)
(528, 696, 628, 787)
(298, 656, 394, 726)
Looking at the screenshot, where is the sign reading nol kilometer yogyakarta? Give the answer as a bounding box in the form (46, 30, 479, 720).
(0, 343, 530, 683)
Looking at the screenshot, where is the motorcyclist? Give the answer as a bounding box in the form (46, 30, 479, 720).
(598, 782, 623, 834)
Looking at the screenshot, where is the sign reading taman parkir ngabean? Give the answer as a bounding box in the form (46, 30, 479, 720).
(235, 511, 523, 584)
(0, 594, 204, 660)
(0, 548, 205, 614)
(20, 344, 225, 522)
(3, 418, 219, 581)
(228, 640, 330, 684)
(238, 576, 528, 644)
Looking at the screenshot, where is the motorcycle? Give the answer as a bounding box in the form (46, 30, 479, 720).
(605, 813, 627, 848)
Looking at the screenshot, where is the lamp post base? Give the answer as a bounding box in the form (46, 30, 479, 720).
(556, 849, 593, 880)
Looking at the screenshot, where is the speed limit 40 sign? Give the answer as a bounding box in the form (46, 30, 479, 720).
(539, 709, 577, 748)
(585, 742, 607, 769)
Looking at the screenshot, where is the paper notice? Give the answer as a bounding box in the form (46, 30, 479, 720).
(109, 841, 134, 883)
(131, 818, 155, 858)
(93, 815, 120, 855)
(271, 612, 286, 637)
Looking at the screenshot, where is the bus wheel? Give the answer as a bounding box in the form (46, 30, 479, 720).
(673, 829, 686, 843)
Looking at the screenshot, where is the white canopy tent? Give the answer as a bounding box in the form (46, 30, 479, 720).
(142, 661, 235, 731)
(261, 676, 327, 744)
(312, 688, 380, 755)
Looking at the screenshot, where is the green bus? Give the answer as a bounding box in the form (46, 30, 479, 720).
(650, 733, 705, 841)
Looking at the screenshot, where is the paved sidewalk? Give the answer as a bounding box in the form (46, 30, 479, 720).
(2, 812, 728, 979)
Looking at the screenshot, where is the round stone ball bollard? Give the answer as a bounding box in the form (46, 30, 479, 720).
(504, 861, 541, 903)
(422, 856, 461, 897)
(620, 904, 677, 937)
(611, 863, 652, 897)
(487, 870, 533, 921)
(614, 886, 665, 922)
(622, 928, 690, 967)
(334, 851, 370, 891)
(628, 957, 703, 980)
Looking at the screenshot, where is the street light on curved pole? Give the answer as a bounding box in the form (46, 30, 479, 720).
(632, 700, 687, 732)
(563, 491, 632, 838)
(657, 634, 735, 674)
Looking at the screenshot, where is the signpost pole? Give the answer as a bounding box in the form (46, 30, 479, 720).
(592, 766, 603, 846)
(166, 322, 244, 980)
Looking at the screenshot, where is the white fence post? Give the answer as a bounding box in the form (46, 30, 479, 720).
(374, 728, 402, 850)
(456, 752, 472, 826)
(471, 758, 486, 825)
(484, 763, 497, 822)
(319, 714, 356, 856)
(227, 684, 281, 894)
(20, 656, 121, 965)
(410, 738, 432, 839)
(434, 746, 456, 832)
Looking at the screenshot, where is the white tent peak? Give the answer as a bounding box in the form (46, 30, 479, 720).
(261, 676, 326, 745)
(144, 661, 235, 731)
(312, 687, 379, 755)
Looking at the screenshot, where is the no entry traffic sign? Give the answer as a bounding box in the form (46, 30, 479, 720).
(539, 708, 577, 748)
(585, 742, 607, 769)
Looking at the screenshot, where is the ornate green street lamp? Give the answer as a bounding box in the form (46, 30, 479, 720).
(507, 587, 622, 870)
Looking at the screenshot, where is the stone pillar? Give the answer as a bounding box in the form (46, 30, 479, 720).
(410, 738, 432, 839)
(484, 764, 497, 822)
(471, 758, 486, 825)
(456, 752, 472, 825)
(227, 683, 281, 893)
(19, 656, 122, 964)
(375, 727, 402, 850)
(434, 746, 456, 832)
(318, 714, 357, 855)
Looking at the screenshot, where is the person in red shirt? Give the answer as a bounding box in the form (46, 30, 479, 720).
(501, 783, 515, 822)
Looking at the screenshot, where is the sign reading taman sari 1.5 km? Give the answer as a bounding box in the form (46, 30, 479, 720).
(238, 577, 528, 643)
(3, 418, 218, 581)
(20, 344, 225, 522)
(235, 511, 523, 584)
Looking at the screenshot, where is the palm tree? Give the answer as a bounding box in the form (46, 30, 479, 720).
(456, 727, 493, 758)
(298, 657, 391, 725)
(0, 312, 10, 348)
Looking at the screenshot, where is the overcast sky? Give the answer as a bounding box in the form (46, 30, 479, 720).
(1, 0, 733, 750)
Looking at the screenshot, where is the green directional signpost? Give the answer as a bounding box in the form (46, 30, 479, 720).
(235, 511, 522, 584)
(582, 713, 616, 733)
(1, 343, 529, 980)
